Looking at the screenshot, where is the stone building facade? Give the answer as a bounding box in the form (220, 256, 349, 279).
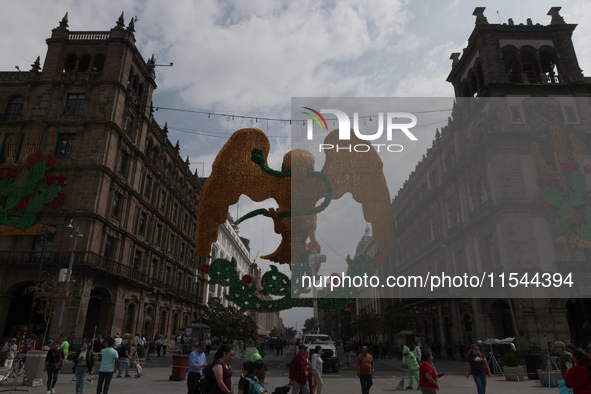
(324, 7, 591, 352)
(388, 7, 591, 352)
(0, 15, 207, 341)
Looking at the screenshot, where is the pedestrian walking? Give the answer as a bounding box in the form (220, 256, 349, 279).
(465, 344, 491, 394)
(44, 341, 64, 394)
(205, 338, 211, 356)
(403, 344, 420, 390)
(356, 346, 374, 394)
(156, 336, 163, 357)
(72, 341, 95, 394)
(238, 361, 267, 394)
(97, 338, 119, 394)
(116, 340, 132, 378)
(412, 342, 422, 366)
(289, 345, 311, 394)
(253, 359, 268, 385)
(163, 336, 169, 356)
(210, 345, 234, 394)
(419, 351, 439, 394)
(2, 338, 18, 373)
(311, 345, 324, 394)
(531, 342, 540, 355)
(61, 336, 71, 360)
(555, 341, 574, 379)
(241, 341, 247, 358)
(565, 348, 591, 393)
(187, 342, 208, 394)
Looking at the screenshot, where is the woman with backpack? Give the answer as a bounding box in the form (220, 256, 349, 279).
(210, 345, 234, 394)
(465, 344, 491, 394)
(565, 348, 591, 393)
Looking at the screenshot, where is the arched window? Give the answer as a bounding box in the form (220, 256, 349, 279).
(138, 83, 144, 100)
(4, 96, 24, 121)
(132, 75, 139, 91)
(64, 54, 77, 72)
(78, 54, 91, 72)
(93, 54, 105, 72)
(502, 46, 522, 83)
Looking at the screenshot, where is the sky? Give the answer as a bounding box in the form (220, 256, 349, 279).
(2, 0, 591, 335)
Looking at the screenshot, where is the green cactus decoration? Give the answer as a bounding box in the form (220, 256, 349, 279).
(206, 250, 378, 313)
(531, 126, 591, 240)
(0, 121, 67, 231)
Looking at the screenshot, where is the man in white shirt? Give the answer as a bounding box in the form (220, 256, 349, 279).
(3, 338, 18, 374)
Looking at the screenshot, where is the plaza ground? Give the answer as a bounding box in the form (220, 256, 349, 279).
(0, 346, 562, 393)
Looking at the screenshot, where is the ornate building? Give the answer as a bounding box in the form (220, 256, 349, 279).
(0, 14, 207, 340)
(388, 7, 591, 352)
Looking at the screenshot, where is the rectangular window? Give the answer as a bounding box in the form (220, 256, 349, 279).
(55, 134, 76, 158)
(180, 243, 185, 260)
(104, 235, 115, 258)
(165, 266, 171, 285)
(124, 113, 135, 134)
(64, 94, 85, 115)
(172, 203, 178, 222)
(159, 191, 166, 210)
(150, 259, 157, 280)
(510, 106, 523, 123)
(133, 249, 142, 271)
(565, 106, 579, 123)
(111, 191, 122, 217)
(138, 211, 147, 235)
(155, 224, 162, 245)
(168, 234, 175, 253)
(144, 175, 152, 197)
(183, 213, 188, 231)
(118, 150, 129, 175)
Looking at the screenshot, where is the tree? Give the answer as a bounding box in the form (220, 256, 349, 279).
(302, 317, 317, 334)
(24, 274, 64, 340)
(285, 327, 297, 340)
(203, 297, 258, 339)
(269, 327, 283, 339)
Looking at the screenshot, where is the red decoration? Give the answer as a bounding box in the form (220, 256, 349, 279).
(57, 175, 66, 186)
(560, 164, 572, 175)
(543, 203, 552, 213)
(585, 165, 591, 174)
(567, 159, 578, 171)
(242, 274, 253, 284)
(47, 157, 57, 166)
(48, 175, 56, 185)
(545, 178, 553, 187)
(26, 156, 35, 166)
(535, 178, 544, 188)
(35, 152, 43, 162)
(5, 169, 14, 179)
(63, 290, 71, 299)
(200, 264, 210, 274)
(375, 254, 386, 266)
(16, 200, 26, 210)
(572, 211, 581, 221)
(50, 200, 59, 209)
(534, 197, 545, 206)
(56, 194, 67, 202)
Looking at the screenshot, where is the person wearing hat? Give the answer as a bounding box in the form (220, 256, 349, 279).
(2, 338, 18, 374)
(356, 346, 374, 394)
(187, 341, 208, 394)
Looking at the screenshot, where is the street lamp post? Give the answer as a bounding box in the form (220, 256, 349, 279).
(55, 219, 82, 339)
(26, 224, 50, 333)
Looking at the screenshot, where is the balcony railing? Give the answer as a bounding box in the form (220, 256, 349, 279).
(0, 250, 147, 285)
(469, 200, 494, 222)
(68, 32, 110, 40)
(447, 221, 464, 237)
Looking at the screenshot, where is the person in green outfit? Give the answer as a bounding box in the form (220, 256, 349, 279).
(250, 348, 262, 363)
(241, 341, 247, 358)
(60, 336, 70, 360)
(163, 336, 169, 356)
(403, 344, 420, 389)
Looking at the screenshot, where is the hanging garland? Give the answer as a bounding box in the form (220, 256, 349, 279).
(205, 250, 378, 313)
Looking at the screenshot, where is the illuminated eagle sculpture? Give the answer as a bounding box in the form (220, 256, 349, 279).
(195, 127, 395, 265)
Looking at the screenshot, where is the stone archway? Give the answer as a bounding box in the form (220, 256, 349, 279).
(2, 282, 45, 337)
(489, 300, 515, 339)
(83, 287, 113, 339)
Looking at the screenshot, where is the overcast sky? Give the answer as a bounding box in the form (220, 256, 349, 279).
(2, 1, 591, 334)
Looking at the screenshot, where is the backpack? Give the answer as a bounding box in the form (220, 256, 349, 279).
(199, 364, 213, 393)
(244, 376, 267, 394)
